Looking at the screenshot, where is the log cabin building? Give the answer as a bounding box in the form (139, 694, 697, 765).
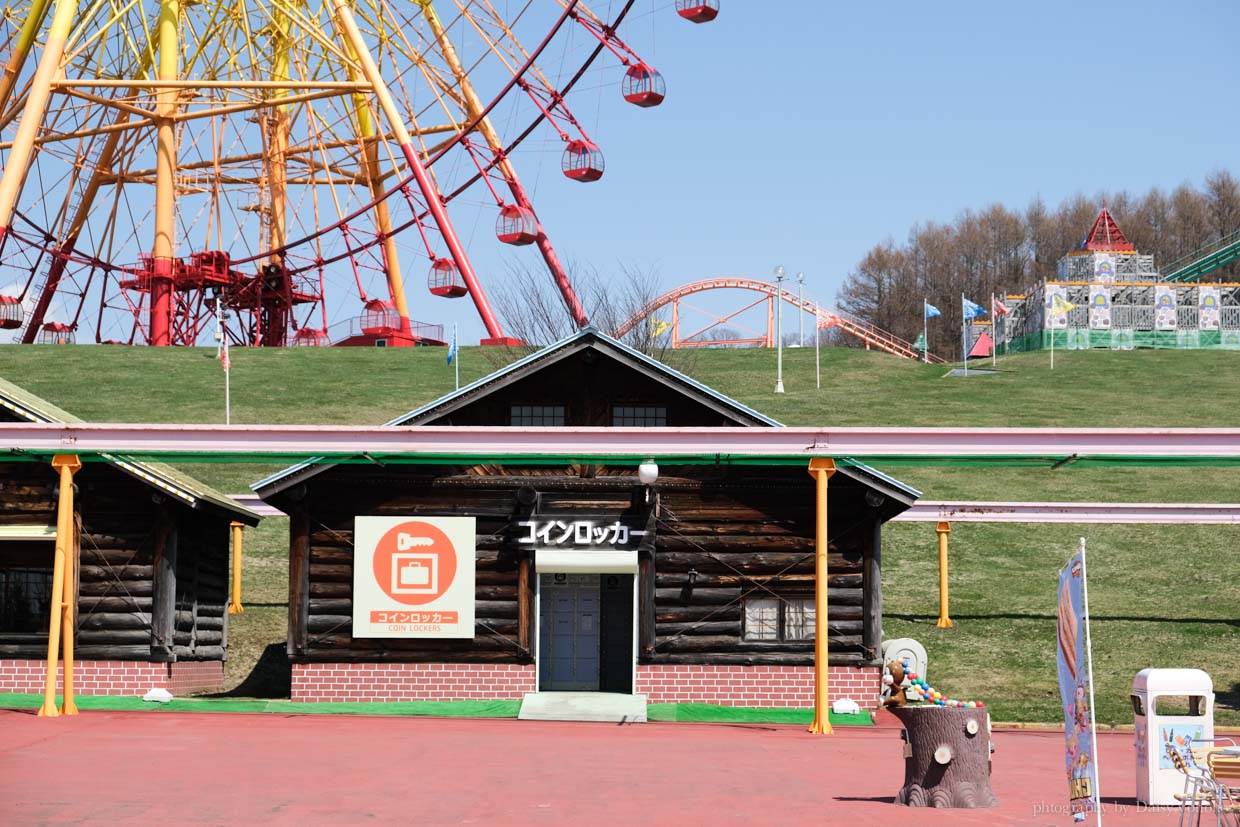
(255, 330, 920, 708)
(0, 377, 260, 696)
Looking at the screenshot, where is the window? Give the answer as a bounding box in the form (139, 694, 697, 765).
(0, 569, 53, 635)
(612, 405, 667, 427)
(744, 597, 815, 641)
(510, 405, 565, 426)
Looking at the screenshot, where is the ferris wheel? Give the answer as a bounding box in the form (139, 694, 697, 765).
(0, 0, 721, 347)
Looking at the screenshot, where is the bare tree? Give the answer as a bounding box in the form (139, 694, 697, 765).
(488, 259, 690, 369)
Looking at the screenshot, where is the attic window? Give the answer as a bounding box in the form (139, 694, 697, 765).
(612, 405, 667, 427)
(510, 405, 565, 426)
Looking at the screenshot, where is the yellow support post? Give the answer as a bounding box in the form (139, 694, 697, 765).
(807, 457, 835, 735)
(39, 454, 81, 717)
(935, 521, 953, 629)
(228, 521, 244, 614)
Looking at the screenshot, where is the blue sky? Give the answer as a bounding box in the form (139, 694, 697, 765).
(433, 0, 1239, 342)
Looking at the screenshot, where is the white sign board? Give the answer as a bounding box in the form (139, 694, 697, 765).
(353, 516, 475, 638)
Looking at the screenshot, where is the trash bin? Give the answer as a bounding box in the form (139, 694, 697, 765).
(1132, 668, 1214, 805)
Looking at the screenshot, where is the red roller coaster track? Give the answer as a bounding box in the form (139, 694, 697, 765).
(614, 277, 944, 362)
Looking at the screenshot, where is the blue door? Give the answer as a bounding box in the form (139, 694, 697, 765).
(538, 574, 600, 690)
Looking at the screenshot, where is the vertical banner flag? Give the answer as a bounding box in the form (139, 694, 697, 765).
(1093, 254, 1116, 282)
(1046, 285, 1071, 329)
(1058, 542, 1101, 822)
(1154, 285, 1177, 331)
(1199, 286, 1221, 331)
(1088, 286, 1111, 330)
(446, 323, 458, 365)
(924, 302, 941, 319)
(353, 516, 476, 638)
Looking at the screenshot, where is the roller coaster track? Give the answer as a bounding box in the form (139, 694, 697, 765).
(613, 277, 945, 363)
(1161, 230, 1240, 282)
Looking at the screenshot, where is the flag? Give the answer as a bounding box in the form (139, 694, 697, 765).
(651, 319, 671, 336)
(993, 297, 1009, 315)
(962, 296, 987, 320)
(1051, 295, 1077, 317)
(913, 332, 927, 351)
(220, 339, 230, 372)
(446, 323, 458, 365)
(1057, 548, 1100, 820)
(924, 302, 941, 319)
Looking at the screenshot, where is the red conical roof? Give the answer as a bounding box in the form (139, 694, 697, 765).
(1082, 204, 1135, 252)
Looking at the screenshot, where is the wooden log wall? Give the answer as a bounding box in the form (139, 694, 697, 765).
(0, 462, 233, 661)
(648, 478, 875, 667)
(173, 511, 230, 660)
(290, 466, 886, 668)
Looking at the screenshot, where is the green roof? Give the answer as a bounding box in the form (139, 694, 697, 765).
(0, 374, 261, 525)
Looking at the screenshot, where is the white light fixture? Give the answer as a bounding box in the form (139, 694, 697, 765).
(637, 460, 659, 486)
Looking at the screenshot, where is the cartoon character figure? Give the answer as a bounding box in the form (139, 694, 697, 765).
(1074, 684, 1091, 731)
(880, 661, 908, 708)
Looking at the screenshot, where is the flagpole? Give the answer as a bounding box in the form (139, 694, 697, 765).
(923, 299, 928, 364)
(991, 294, 997, 369)
(815, 314, 821, 390)
(223, 339, 231, 426)
(453, 322, 459, 391)
(1078, 536, 1103, 826)
(961, 293, 967, 376)
(1051, 313, 1055, 371)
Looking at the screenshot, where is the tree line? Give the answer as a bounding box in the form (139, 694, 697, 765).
(835, 170, 1240, 355)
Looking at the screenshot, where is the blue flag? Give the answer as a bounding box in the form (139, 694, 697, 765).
(962, 296, 987, 320)
(924, 302, 941, 319)
(446, 323, 458, 365)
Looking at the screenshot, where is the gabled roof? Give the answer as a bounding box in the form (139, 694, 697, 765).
(1082, 205, 1135, 253)
(253, 329, 920, 510)
(393, 327, 779, 427)
(0, 375, 261, 526)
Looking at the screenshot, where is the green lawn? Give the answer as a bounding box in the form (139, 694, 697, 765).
(2, 343, 1237, 722)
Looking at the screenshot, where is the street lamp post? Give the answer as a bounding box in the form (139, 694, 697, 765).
(774, 266, 786, 393)
(797, 272, 805, 347)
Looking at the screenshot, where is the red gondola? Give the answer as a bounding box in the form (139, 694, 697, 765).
(291, 328, 329, 346)
(675, 1, 719, 23)
(496, 204, 538, 246)
(428, 258, 468, 298)
(38, 322, 75, 345)
(0, 295, 22, 330)
(360, 299, 400, 334)
(622, 64, 665, 107)
(562, 140, 604, 183)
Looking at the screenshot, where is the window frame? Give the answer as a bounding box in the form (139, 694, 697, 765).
(509, 404, 566, 427)
(611, 404, 668, 427)
(0, 542, 57, 639)
(743, 594, 816, 642)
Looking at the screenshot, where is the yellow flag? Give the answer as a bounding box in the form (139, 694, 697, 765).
(1051, 295, 1077, 317)
(651, 319, 671, 336)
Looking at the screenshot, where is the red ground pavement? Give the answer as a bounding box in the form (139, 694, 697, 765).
(0, 709, 1178, 826)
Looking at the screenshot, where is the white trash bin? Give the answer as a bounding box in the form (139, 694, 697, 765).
(1132, 668, 1214, 806)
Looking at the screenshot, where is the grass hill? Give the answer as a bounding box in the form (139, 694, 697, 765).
(1, 343, 1236, 724)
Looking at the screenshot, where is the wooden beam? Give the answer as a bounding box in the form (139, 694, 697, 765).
(150, 507, 177, 658)
(863, 516, 882, 662)
(288, 503, 311, 656)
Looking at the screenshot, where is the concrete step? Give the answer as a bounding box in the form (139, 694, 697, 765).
(518, 691, 648, 723)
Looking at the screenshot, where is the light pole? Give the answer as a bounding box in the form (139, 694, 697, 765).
(774, 266, 785, 393)
(797, 271, 805, 347)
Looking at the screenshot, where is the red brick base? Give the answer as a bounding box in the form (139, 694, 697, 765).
(291, 662, 879, 708)
(291, 663, 537, 702)
(635, 665, 881, 708)
(0, 660, 224, 697)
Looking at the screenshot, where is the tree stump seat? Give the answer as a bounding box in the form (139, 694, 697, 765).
(891, 705, 998, 808)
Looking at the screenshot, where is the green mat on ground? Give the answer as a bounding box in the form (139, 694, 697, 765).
(0, 694, 872, 725)
(0, 693, 520, 718)
(646, 703, 873, 726)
